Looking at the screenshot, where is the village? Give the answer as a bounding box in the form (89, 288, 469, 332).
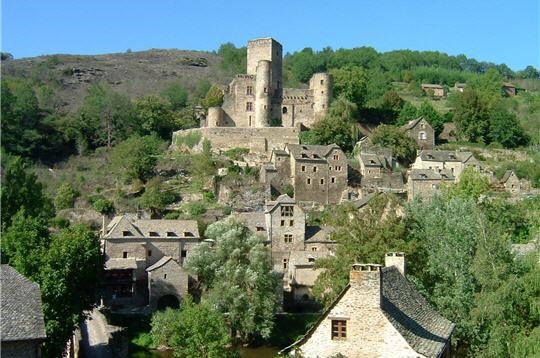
(2, 31, 539, 358)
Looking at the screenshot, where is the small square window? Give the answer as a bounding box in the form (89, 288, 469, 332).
(307, 178, 311, 185)
(313, 166, 318, 173)
(149, 231, 159, 237)
(331, 177, 336, 183)
(331, 320, 347, 340)
(148, 250, 152, 257)
(181, 250, 187, 258)
(301, 165, 306, 172)
(312, 247, 318, 252)
(281, 206, 294, 217)
(320, 178, 325, 185)
(280, 220, 285, 226)
(284, 234, 293, 243)
(289, 220, 294, 226)
(122, 252, 128, 259)
(164, 274, 167, 279)
(308, 257, 315, 262)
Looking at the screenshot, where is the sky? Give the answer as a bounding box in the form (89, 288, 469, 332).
(2, 0, 539, 70)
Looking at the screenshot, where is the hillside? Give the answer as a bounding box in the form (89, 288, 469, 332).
(1, 49, 228, 113)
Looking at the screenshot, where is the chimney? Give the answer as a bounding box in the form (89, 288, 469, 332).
(349, 263, 382, 308)
(385, 252, 406, 276)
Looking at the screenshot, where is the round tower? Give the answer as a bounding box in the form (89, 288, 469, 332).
(255, 60, 271, 127)
(207, 107, 224, 127)
(310, 73, 332, 120)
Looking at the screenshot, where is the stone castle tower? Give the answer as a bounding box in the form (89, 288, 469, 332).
(205, 38, 331, 129)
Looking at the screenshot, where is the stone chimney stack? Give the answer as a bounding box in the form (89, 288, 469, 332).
(385, 252, 406, 276)
(349, 264, 382, 308)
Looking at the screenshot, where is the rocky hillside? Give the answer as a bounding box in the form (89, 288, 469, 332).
(1, 49, 229, 113)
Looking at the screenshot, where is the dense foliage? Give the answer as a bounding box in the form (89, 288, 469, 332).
(185, 217, 279, 340)
(370, 124, 417, 166)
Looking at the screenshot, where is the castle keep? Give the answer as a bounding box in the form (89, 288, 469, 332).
(205, 38, 331, 129)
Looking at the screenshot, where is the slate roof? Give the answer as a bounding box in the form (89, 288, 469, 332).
(104, 215, 200, 240)
(421, 84, 444, 89)
(265, 194, 297, 213)
(1, 265, 47, 342)
(146, 256, 174, 272)
(104, 258, 138, 270)
(409, 169, 455, 181)
(238, 212, 267, 234)
(280, 266, 454, 357)
(304, 226, 335, 243)
(285, 143, 341, 162)
(403, 117, 432, 131)
(418, 150, 474, 163)
(501, 170, 515, 183)
(359, 153, 383, 167)
(381, 266, 455, 357)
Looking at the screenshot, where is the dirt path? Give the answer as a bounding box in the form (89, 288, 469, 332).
(81, 308, 113, 358)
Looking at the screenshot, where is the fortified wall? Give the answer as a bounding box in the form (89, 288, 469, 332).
(171, 126, 300, 155)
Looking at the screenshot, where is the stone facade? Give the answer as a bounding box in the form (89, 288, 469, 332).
(501, 170, 520, 194)
(281, 254, 454, 358)
(407, 169, 455, 201)
(412, 150, 480, 179)
(1, 340, 43, 358)
(421, 84, 446, 97)
(262, 144, 348, 205)
(147, 257, 189, 310)
(205, 38, 331, 129)
(101, 215, 200, 310)
(238, 195, 336, 305)
(402, 118, 435, 150)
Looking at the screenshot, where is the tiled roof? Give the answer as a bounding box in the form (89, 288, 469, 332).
(285, 143, 340, 162)
(359, 153, 383, 167)
(1, 265, 46, 342)
(146, 256, 175, 272)
(104, 258, 138, 270)
(265, 194, 297, 214)
(418, 150, 473, 163)
(402, 117, 430, 130)
(381, 266, 455, 357)
(409, 169, 455, 181)
(237, 212, 267, 234)
(104, 215, 200, 239)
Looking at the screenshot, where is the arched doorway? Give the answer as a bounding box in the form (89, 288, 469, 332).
(156, 295, 180, 310)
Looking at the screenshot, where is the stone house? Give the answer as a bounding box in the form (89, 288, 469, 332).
(1, 265, 47, 358)
(402, 117, 435, 149)
(204, 38, 331, 129)
(421, 83, 446, 97)
(502, 82, 516, 96)
(238, 194, 336, 306)
(501, 170, 520, 195)
(407, 169, 455, 201)
(357, 148, 405, 195)
(101, 215, 200, 310)
(280, 253, 455, 357)
(454, 83, 466, 92)
(412, 150, 480, 179)
(261, 144, 348, 205)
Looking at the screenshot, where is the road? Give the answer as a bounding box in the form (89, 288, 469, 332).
(81, 308, 113, 358)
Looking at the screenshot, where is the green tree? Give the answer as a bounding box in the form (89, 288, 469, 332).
(39, 225, 102, 357)
(370, 124, 417, 166)
(151, 299, 237, 358)
(308, 96, 359, 152)
(110, 134, 164, 183)
(443, 166, 490, 201)
(160, 82, 189, 110)
(54, 182, 79, 210)
(135, 95, 175, 139)
(75, 84, 135, 150)
(139, 178, 177, 217)
(396, 102, 418, 126)
(1, 156, 54, 229)
(92, 197, 115, 215)
(185, 217, 279, 340)
(417, 101, 445, 135)
(313, 194, 409, 306)
(488, 106, 529, 148)
(201, 85, 224, 109)
(217, 42, 247, 75)
(330, 66, 368, 107)
(380, 90, 404, 113)
(452, 88, 491, 142)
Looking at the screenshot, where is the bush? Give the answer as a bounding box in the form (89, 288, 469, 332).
(174, 131, 202, 149)
(371, 124, 417, 166)
(223, 147, 249, 160)
(92, 197, 114, 215)
(54, 182, 79, 210)
(110, 134, 164, 183)
(185, 202, 207, 217)
(203, 191, 216, 203)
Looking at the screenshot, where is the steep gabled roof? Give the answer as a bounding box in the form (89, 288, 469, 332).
(265, 194, 297, 214)
(409, 169, 455, 181)
(304, 226, 335, 243)
(501, 170, 515, 183)
(285, 143, 341, 162)
(381, 266, 455, 357)
(403, 117, 432, 131)
(418, 150, 474, 163)
(146, 256, 175, 272)
(1, 265, 47, 342)
(104, 215, 200, 239)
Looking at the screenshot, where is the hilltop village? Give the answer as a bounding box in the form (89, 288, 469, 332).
(2, 36, 539, 358)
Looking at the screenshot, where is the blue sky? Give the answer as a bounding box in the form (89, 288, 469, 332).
(2, 0, 539, 70)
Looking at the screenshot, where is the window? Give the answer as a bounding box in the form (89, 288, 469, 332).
(421, 122, 426, 129)
(311, 247, 318, 252)
(321, 90, 324, 94)
(122, 251, 128, 259)
(184, 232, 194, 237)
(307, 178, 312, 185)
(419, 131, 427, 140)
(181, 250, 187, 258)
(164, 274, 167, 279)
(289, 220, 294, 226)
(331, 177, 336, 183)
(283, 258, 288, 269)
(246, 86, 253, 95)
(280, 220, 285, 226)
(256, 226, 265, 232)
(249, 116, 252, 126)
(331, 320, 347, 340)
(308, 257, 315, 262)
(320, 178, 325, 185)
(320, 79, 324, 85)
(282, 106, 288, 114)
(264, 87, 268, 94)
(148, 250, 152, 257)
(166, 232, 177, 237)
(322, 104, 325, 109)
(284, 234, 293, 243)
(149, 231, 159, 237)
(246, 102, 253, 111)
(333, 154, 339, 160)
(301, 165, 306, 172)
(335, 166, 342, 171)
(122, 231, 133, 237)
(313, 166, 318, 173)
(281, 206, 294, 217)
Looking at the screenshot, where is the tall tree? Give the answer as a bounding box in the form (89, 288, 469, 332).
(185, 217, 279, 340)
(110, 134, 164, 183)
(370, 124, 417, 166)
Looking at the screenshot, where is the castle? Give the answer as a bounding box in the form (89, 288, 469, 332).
(204, 38, 331, 129)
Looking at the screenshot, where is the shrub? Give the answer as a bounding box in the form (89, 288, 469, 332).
(92, 198, 114, 215)
(223, 147, 249, 160)
(174, 131, 202, 149)
(185, 202, 207, 217)
(54, 182, 79, 210)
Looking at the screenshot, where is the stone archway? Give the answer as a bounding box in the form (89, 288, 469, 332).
(156, 295, 180, 310)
